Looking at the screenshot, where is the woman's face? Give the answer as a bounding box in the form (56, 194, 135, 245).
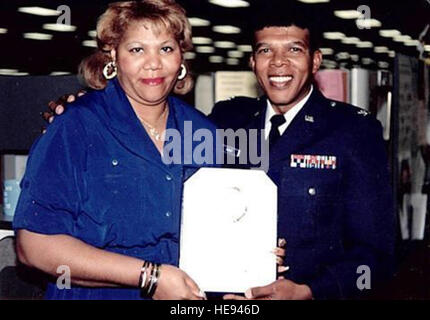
(111, 20, 182, 108)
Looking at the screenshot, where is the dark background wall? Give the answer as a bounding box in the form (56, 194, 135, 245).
(0, 75, 84, 152)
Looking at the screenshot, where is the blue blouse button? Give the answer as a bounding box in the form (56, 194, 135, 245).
(165, 211, 172, 217)
(165, 175, 172, 181)
(112, 159, 119, 166)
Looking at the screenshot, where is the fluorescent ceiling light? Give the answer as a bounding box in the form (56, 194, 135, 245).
(379, 29, 401, 38)
(82, 40, 97, 48)
(184, 52, 196, 60)
(341, 37, 360, 44)
(196, 46, 215, 53)
(404, 40, 419, 46)
(0, 69, 28, 76)
(209, 0, 249, 8)
(334, 10, 361, 19)
(43, 23, 77, 32)
(50, 71, 71, 76)
(374, 46, 389, 53)
(425, 45, 430, 52)
(226, 58, 239, 65)
(227, 50, 244, 58)
(88, 30, 97, 38)
(389, 51, 396, 57)
(320, 48, 334, 55)
(323, 32, 345, 40)
(336, 52, 350, 60)
(322, 59, 336, 65)
(209, 56, 224, 63)
(297, 0, 330, 3)
(362, 58, 374, 65)
(188, 17, 211, 27)
(23, 32, 53, 40)
(356, 41, 373, 48)
(356, 19, 382, 29)
(212, 25, 241, 34)
(18, 6, 60, 16)
(214, 41, 236, 49)
(378, 61, 389, 69)
(0, 28, 7, 34)
(350, 54, 360, 62)
(192, 37, 213, 45)
(393, 35, 411, 42)
(0, 69, 19, 73)
(237, 45, 253, 52)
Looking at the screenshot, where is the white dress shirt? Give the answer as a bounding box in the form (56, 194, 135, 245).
(264, 85, 314, 139)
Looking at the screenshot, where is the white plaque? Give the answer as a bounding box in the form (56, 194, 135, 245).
(179, 168, 277, 293)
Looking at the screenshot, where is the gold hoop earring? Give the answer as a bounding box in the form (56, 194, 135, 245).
(103, 61, 117, 80)
(177, 64, 187, 80)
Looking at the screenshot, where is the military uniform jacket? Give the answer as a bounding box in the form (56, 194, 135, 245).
(210, 89, 396, 299)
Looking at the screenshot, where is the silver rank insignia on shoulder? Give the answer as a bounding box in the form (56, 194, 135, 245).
(305, 115, 314, 123)
(290, 154, 337, 170)
(357, 110, 369, 116)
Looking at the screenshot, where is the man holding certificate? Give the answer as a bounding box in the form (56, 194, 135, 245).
(210, 7, 396, 300)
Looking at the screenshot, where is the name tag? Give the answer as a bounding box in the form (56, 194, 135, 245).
(290, 154, 337, 170)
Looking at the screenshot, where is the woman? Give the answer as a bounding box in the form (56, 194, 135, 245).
(13, 0, 216, 300)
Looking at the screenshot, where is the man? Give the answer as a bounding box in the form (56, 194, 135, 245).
(209, 13, 396, 300)
(44, 11, 395, 301)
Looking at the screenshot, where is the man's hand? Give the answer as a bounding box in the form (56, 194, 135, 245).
(223, 278, 313, 300)
(42, 90, 87, 126)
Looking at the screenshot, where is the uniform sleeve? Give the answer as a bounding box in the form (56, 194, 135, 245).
(308, 117, 396, 299)
(13, 114, 87, 236)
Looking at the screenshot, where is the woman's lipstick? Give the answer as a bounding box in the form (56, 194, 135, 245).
(141, 77, 165, 86)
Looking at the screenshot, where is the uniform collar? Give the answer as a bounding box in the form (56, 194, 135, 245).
(264, 85, 314, 138)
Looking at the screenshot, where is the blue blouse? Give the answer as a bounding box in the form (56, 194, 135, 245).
(13, 78, 218, 299)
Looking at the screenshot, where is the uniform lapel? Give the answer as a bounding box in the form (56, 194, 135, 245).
(269, 89, 330, 167)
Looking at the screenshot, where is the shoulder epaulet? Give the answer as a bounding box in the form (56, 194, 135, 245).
(328, 100, 371, 117)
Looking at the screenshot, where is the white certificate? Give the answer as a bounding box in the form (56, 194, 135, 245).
(179, 168, 277, 293)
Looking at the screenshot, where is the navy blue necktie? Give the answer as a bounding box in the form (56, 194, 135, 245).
(268, 114, 286, 148)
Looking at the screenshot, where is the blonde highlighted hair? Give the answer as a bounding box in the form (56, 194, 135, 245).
(79, 0, 193, 94)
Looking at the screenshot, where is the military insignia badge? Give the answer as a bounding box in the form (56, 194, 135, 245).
(357, 110, 369, 116)
(290, 154, 337, 170)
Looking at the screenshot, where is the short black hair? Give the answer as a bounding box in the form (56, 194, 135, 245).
(250, 1, 322, 53)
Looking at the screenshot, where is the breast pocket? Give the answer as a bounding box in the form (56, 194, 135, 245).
(279, 166, 342, 244)
(82, 157, 149, 245)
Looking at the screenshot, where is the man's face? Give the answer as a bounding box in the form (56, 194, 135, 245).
(250, 26, 322, 112)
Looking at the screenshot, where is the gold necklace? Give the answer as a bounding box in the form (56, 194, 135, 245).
(137, 107, 168, 141)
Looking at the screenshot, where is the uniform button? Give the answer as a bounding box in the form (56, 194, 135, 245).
(308, 187, 316, 196)
(165, 175, 172, 181)
(112, 159, 119, 166)
(165, 211, 172, 217)
(330, 102, 337, 107)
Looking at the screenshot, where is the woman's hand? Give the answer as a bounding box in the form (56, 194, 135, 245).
(152, 264, 206, 300)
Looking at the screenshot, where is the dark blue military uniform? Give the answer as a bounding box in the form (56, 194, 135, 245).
(210, 89, 396, 299)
